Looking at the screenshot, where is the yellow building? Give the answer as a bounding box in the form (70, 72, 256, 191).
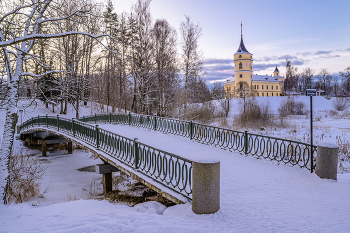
(224, 29, 285, 98)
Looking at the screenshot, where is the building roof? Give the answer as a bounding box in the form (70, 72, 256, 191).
(225, 74, 284, 84)
(252, 75, 283, 83)
(274, 67, 279, 72)
(234, 36, 252, 55)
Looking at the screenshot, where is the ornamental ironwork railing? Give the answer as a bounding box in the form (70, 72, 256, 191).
(79, 113, 316, 172)
(20, 115, 193, 198)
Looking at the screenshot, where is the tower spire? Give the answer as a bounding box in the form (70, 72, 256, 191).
(241, 21, 242, 37)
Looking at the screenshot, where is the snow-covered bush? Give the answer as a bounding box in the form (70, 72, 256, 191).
(236, 98, 272, 128)
(5, 154, 47, 204)
(278, 97, 307, 116)
(332, 97, 350, 111)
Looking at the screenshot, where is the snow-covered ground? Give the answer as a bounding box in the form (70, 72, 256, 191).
(1, 97, 350, 232)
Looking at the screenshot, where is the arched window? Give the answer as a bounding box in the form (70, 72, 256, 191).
(239, 55, 242, 58)
(239, 62, 242, 69)
(246, 62, 248, 67)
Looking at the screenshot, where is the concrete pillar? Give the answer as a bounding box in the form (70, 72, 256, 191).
(192, 158, 220, 214)
(67, 141, 73, 154)
(102, 173, 112, 193)
(30, 133, 33, 146)
(42, 140, 47, 156)
(315, 142, 339, 180)
(95, 164, 120, 194)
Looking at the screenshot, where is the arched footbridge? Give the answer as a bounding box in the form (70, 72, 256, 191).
(19, 115, 192, 204)
(20, 113, 316, 205)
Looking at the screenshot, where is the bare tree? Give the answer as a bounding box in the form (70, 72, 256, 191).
(284, 59, 299, 92)
(316, 69, 332, 96)
(131, 0, 155, 114)
(234, 81, 256, 114)
(211, 82, 230, 117)
(153, 19, 179, 117)
(300, 67, 314, 94)
(0, 0, 115, 203)
(340, 67, 350, 95)
(179, 15, 203, 109)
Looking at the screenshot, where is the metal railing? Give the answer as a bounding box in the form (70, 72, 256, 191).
(20, 115, 193, 198)
(79, 113, 316, 172)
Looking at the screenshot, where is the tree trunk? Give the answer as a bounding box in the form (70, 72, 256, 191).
(0, 78, 19, 204)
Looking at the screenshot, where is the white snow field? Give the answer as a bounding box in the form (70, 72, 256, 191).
(0, 97, 350, 232)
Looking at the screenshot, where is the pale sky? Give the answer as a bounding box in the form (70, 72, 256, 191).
(112, 0, 350, 83)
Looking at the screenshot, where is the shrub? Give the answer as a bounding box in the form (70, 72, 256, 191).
(332, 97, 350, 111)
(182, 102, 216, 124)
(237, 98, 272, 127)
(5, 154, 47, 204)
(278, 97, 307, 116)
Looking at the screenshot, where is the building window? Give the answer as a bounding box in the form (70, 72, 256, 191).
(262, 93, 264, 97)
(240, 74, 242, 78)
(257, 93, 259, 96)
(266, 85, 268, 90)
(272, 93, 273, 96)
(267, 93, 268, 96)
(239, 62, 242, 69)
(239, 55, 242, 58)
(276, 86, 278, 90)
(272, 86, 273, 90)
(262, 85, 264, 89)
(257, 85, 259, 89)
(254, 85, 256, 89)
(246, 62, 248, 67)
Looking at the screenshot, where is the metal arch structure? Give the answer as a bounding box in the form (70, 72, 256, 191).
(20, 116, 192, 204)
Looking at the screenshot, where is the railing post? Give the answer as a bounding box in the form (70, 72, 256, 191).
(37, 115, 40, 127)
(128, 112, 131, 126)
(57, 115, 59, 131)
(83, 116, 85, 122)
(46, 114, 48, 128)
(134, 138, 139, 169)
(72, 118, 75, 136)
(109, 112, 111, 123)
(154, 115, 157, 131)
(95, 113, 97, 124)
(190, 121, 193, 140)
(244, 130, 248, 155)
(95, 125, 99, 149)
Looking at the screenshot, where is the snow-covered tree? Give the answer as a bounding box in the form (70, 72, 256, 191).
(0, 0, 115, 204)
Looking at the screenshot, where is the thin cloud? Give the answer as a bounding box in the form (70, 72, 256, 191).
(205, 65, 234, 71)
(314, 50, 332, 55)
(203, 58, 232, 65)
(278, 55, 297, 60)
